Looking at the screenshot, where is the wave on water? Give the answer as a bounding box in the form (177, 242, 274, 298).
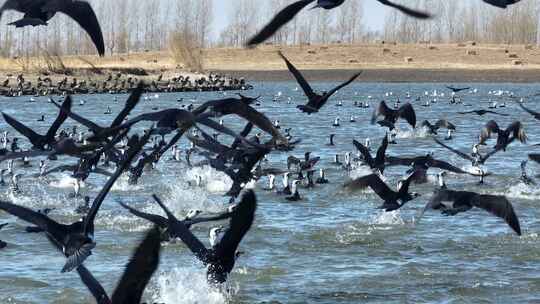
(151, 267, 232, 304)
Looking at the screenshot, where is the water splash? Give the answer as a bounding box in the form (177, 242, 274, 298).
(504, 182, 540, 200)
(151, 267, 231, 304)
(111, 173, 142, 191)
(370, 210, 405, 226)
(49, 175, 87, 189)
(185, 166, 233, 194)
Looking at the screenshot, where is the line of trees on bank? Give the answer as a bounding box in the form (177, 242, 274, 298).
(0, 0, 537, 58)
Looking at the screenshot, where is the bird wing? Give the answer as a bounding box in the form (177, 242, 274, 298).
(152, 194, 210, 263)
(529, 154, 540, 164)
(398, 170, 420, 196)
(247, 0, 314, 47)
(471, 194, 521, 235)
(486, 110, 509, 116)
(506, 121, 527, 143)
(212, 100, 285, 143)
(83, 131, 151, 235)
(110, 82, 144, 128)
(278, 51, 316, 99)
(434, 119, 456, 130)
(376, 120, 395, 130)
(416, 190, 448, 224)
(214, 190, 257, 259)
(479, 120, 500, 144)
(374, 134, 389, 166)
(76, 265, 111, 304)
(352, 139, 374, 166)
(0, 200, 67, 243)
(385, 156, 416, 167)
(433, 138, 473, 162)
(196, 117, 267, 149)
(482, 0, 521, 9)
(323, 72, 362, 100)
(45, 96, 72, 142)
(52, 97, 104, 133)
(376, 0, 431, 18)
(446, 86, 470, 92)
(52, 1, 105, 56)
(230, 123, 254, 150)
(2, 112, 43, 147)
(371, 100, 393, 124)
(518, 102, 540, 119)
(187, 212, 235, 227)
(111, 226, 161, 304)
(430, 159, 470, 174)
(344, 174, 395, 201)
(118, 201, 168, 228)
(398, 103, 417, 127)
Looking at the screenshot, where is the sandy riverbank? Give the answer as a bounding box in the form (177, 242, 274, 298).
(1, 43, 539, 83)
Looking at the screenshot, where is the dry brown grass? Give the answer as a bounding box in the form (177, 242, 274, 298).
(169, 32, 204, 72)
(0, 43, 539, 77)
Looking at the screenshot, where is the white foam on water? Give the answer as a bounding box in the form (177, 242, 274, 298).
(49, 175, 88, 189)
(185, 165, 233, 194)
(414, 127, 431, 138)
(395, 128, 417, 139)
(151, 267, 232, 304)
(504, 182, 540, 200)
(370, 210, 405, 226)
(111, 173, 142, 191)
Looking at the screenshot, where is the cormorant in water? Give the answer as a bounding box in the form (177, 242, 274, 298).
(316, 168, 328, 184)
(353, 134, 388, 173)
(479, 120, 527, 151)
(286, 180, 301, 201)
(344, 171, 421, 211)
(152, 190, 256, 284)
(420, 119, 456, 135)
(371, 100, 416, 129)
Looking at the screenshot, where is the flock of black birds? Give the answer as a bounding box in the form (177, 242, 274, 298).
(0, 0, 530, 303)
(0, 73, 251, 97)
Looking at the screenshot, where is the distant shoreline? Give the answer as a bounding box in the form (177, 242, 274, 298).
(2, 43, 540, 84)
(219, 68, 540, 83)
